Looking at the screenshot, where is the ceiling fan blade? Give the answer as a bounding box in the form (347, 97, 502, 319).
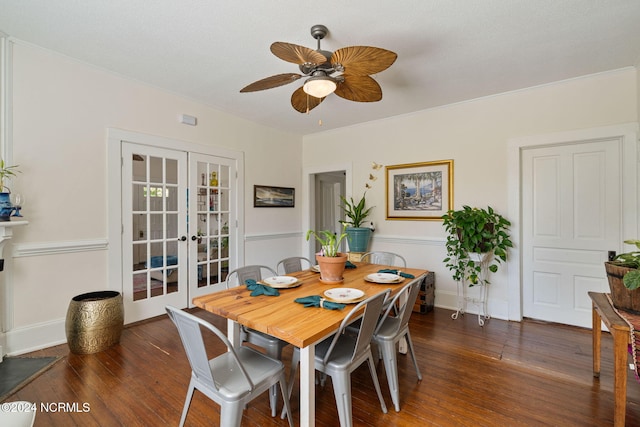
(240, 73, 302, 92)
(271, 42, 327, 65)
(291, 86, 324, 113)
(331, 46, 397, 75)
(334, 75, 383, 102)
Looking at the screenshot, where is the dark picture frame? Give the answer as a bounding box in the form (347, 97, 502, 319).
(385, 160, 453, 220)
(253, 185, 295, 208)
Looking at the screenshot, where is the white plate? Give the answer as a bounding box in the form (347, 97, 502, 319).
(324, 288, 364, 303)
(365, 273, 402, 283)
(262, 276, 299, 288)
(311, 265, 320, 273)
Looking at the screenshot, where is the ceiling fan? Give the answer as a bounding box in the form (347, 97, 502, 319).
(240, 25, 397, 113)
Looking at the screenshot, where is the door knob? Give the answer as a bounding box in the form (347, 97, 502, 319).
(178, 236, 187, 241)
(191, 235, 197, 241)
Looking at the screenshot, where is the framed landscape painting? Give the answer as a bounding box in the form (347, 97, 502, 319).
(253, 185, 295, 207)
(385, 160, 453, 220)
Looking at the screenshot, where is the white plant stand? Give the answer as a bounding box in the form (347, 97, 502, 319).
(451, 252, 492, 326)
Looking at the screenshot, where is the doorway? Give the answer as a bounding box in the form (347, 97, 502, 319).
(108, 129, 244, 324)
(508, 123, 637, 327)
(303, 164, 351, 260)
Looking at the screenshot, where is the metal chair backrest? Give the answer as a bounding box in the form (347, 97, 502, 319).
(361, 251, 407, 267)
(165, 306, 252, 393)
(322, 289, 390, 366)
(226, 265, 277, 288)
(276, 256, 312, 274)
(374, 277, 422, 336)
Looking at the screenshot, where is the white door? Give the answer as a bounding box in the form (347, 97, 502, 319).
(313, 172, 345, 255)
(122, 143, 188, 322)
(188, 153, 238, 298)
(522, 139, 621, 327)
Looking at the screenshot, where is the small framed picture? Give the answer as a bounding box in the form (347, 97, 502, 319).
(385, 160, 453, 220)
(253, 185, 295, 208)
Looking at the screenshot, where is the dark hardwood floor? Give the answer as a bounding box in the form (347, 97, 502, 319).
(5, 307, 640, 426)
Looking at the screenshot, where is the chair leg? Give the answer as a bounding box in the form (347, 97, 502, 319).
(379, 340, 400, 412)
(179, 381, 196, 427)
(279, 372, 294, 427)
(405, 331, 422, 381)
(367, 352, 388, 414)
(266, 346, 284, 417)
(331, 372, 353, 427)
(220, 401, 244, 427)
(281, 349, 299, 419)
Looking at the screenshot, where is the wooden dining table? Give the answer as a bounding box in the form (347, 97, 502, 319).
(192, 261, 428, 427)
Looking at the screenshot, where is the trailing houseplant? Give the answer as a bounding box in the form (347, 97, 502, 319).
(608, 239, 640, 290)
(605, 239, 640, 313)
(306, 227, 349, 283)
(339, 162, 382, 252)
(442, 205, 513, 285)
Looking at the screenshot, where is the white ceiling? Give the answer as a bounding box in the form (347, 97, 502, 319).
(1, 1, 640, 136)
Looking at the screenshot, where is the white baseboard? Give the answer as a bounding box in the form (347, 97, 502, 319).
(5, 318, 66, 356)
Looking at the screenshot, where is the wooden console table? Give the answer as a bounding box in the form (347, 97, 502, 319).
(589, 291, 631, 427)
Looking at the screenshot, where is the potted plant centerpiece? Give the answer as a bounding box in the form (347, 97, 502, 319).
(605, 239, 640, 313)
(306, 227, 349, 284)
(339, 162, 382, 253)
(0, 159, 19, 221)
(443, 205, 512, 286)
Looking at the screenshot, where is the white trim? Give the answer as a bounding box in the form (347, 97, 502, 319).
(107, 128, 245, 316)
(5, 318, 66, 356)
(243, 230, 445, 246)
(244, 231, 302, 242)
(507, 122, 639, 321)
(13, 239, 108, 257)
(0, 34, 12, 163)
(302, 163, 352, 259)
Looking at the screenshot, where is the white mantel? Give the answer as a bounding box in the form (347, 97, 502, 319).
(0, 220, 28, 361)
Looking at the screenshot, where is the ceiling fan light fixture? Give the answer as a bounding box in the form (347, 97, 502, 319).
(303, 75, 336, 98)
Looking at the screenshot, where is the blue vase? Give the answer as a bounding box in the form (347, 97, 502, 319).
(0, 192, 15, 221)
(345, 227, 372, 253)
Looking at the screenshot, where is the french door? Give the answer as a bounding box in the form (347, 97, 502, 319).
(188, 153, 236, 299)
(121, 142, 237, 322)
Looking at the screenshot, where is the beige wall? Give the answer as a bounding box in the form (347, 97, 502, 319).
(5, 41, 303, 352)
(3, 37, 639, 354)
(302, 67, 639, 316)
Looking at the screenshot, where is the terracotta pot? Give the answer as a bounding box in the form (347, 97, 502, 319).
(316, 253, 348, 284)
(604, 261, 640, 313)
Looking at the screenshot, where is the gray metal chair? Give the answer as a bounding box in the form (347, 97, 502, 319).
(276, 256, 313, 274)
(360, 251, 407, 267)
(282, 289, 391, 426)
(226, 265, 289, 416)
(370, 277, 424, 412)
(165, 306, 293, 427)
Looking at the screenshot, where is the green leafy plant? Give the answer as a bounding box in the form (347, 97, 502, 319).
(610, 239, 640, 290)
(306, 227, 348, 257)
(339, 162, 382, 228)
(0, 159, 20, 192)
(442, 205, 513, 285)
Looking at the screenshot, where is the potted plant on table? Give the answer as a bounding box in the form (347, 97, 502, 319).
(605, 239, 640, 313)
(442, 205, 512, 286)
(0, 159, 20, 221)
(306, 227, 349, 284)
(339, 162, 382, 253)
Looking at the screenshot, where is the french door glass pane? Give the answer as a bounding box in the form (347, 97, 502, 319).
(195, 160, 229, 288)
(131, 155, 182, 301)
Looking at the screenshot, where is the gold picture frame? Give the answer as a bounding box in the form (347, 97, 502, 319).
(385, 160, 453, 221)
